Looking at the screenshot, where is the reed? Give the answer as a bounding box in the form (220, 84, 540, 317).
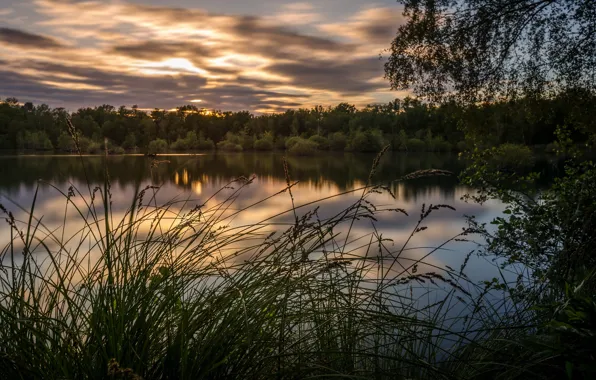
(0, 146, 535, 379)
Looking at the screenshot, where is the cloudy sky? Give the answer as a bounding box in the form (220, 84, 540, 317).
(0, 0, 406, 112)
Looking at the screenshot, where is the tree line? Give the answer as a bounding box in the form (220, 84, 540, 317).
(1, 91, 595, 155)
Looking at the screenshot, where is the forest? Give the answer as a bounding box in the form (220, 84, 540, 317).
(2, 89, 595, 155)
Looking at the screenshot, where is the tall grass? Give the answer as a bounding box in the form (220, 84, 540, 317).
(0, 143, 536, 378)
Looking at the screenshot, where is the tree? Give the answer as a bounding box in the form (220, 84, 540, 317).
(385, 0, 596, 103)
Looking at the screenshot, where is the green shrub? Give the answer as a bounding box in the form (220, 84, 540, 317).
(347, 131, 383, 152)
(254, 138, 274, 151)
(490, 143, 535, 171)
(241, 134, 255, 150)
(112, 146, 125, 155)
(148, 139, 168, 154)
(196, 138, 215, 151)
(21, 131, 54, 151)
(285, 136, 302, 150)
(217, 141, 243, 152)
(57, 132, 76, 152)
(329, 132, 347, 151)
(274, 136, 287, 150)
(308, 135, 329, 150)
(87, 142, 102, 154)
(288, 139, 318, 155)
(407, 138, 426, 151)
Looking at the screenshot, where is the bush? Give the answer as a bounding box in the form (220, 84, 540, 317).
(433, 138, 453, 152)
(274, 136, 287, 150)
(240, 133, 255, 151)
(406, 138, 426, 151)
(254, 138, 274, 151)
(328, 132, 347, 151)
(347, 131, 383, 152)
(196, 138, 215, 151)
(171, 132, 215, 151)
(111, 146, 125, 155)
(148, 139, 168, 154)
(21, 131, 54, 151)
(87, 142, 102, 154)
(285, 136, 302, 150)
(57, 132, 76, 152)
(170, 138, 189, 151)
(489, 143, 535, 171)
(308, 135, 329, 150)
(217, 141, 243, 152)
(288, 138, 318, 155)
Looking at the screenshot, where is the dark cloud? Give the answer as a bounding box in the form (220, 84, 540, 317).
(111, 41, 214, 60)
(358, 23, 396, 43)
(232, 16, 350, 53)
(0, 27, 65, 49)
(268, 58, 386, 94)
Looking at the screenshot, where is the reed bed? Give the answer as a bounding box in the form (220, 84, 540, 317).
(0, 146, 535, 379)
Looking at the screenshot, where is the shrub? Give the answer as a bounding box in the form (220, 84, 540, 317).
(196, 138, 215, 151)
(148, 139, 168, 154)
(87, 142, 102, 154)
(240, 133, 255, 150)
(57, 132, 76, 152)
(254, 138, 274, 151)
(433, 138, 453, 152)
(217, 141, 243, 152)
(217, 132, 244, 152)
(347, 131, 383, 152)
(328, 132, 347, 151)
(489, 143, 535, 171)
(288, 139, 318, 155)
(308, 135, 329, 150)
(21, 131, 54, 151)
(274, 136, 287, 150)
(112, 146, 125, 155)
(407, 138, 426, 151)
(285, 136, 301, 150)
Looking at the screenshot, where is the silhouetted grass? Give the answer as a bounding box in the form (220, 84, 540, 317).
(0, 140, 538, 379)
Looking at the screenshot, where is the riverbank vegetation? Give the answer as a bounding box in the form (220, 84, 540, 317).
(2, 90, 596, 155)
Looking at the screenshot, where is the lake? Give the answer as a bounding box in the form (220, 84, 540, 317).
(0, 152, 506, 285)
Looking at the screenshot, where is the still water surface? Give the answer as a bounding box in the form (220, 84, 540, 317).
(0, 152, 505, 283)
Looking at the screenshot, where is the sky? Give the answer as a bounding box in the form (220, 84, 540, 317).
(0, 0, 406, 113)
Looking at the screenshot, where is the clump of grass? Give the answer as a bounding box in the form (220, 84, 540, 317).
(0, 143, 534, 378)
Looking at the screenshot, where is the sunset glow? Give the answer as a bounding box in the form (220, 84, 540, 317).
(0, 0, 405, 112)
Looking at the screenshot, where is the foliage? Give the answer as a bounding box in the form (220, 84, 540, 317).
(328, 132, 347, 151)
(217, 132, 244, 151)
(147, 139, 168, 154)
(253, 135, 274, 151)
(171, 131, 215, 151)
(288, 138, 318, 156)
(347, 130, 383, 152)
(385, 0, 596, 103)
(3, 95, 596, 154)
(490, 143, 535, 172)
(308, 135, 329, 150)
(407, 138, 426, 152)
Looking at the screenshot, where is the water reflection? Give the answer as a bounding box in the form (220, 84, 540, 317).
(0, 152, 504, 283)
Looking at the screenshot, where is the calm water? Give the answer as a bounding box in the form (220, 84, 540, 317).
(0, 152, 506, 283)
